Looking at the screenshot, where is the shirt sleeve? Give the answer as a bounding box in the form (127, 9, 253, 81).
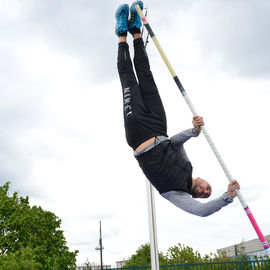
(170, 128, 200, 146)
(161, 191, 234, 217)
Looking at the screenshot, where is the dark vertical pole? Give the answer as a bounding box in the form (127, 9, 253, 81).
(95, 221, 104, 270)
(99, 221, 103, 270)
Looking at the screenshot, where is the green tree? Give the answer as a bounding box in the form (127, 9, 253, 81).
(0, 182, 78, 269)
(0, 246, 42, 270)
(234, 240, 249, 261)
(84, 258, 92, 270)
(203, 251, 232, 263)
(124, 243, 168, 267)
(166, 243, 204, 264)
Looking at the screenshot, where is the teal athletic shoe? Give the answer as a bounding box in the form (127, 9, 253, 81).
(128, 1, 144, 33)
(115, 4, 129, 36)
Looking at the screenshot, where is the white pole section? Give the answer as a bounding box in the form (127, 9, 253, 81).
(146, 180, 160, 270)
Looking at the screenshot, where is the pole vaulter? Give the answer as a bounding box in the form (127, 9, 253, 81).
(135, 4, 270, 257)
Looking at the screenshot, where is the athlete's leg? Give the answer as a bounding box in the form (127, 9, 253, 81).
(128, 2, 167, 133)
(118, 38, 168, 150)
(118, 37, 152, 149)
(116, 3, 167, 150)
(117, 37, 138, 119)
(133, 35, 167, 135)
(116, 4, 148, 149)
(118, 37, 149, 121)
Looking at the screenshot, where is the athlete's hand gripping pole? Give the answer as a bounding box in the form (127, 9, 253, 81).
(135, 4, 270, 256)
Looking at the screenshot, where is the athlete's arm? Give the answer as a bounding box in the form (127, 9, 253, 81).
(161, 191, 234, 217)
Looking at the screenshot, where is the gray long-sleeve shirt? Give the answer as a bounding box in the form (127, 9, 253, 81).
(161, 191, 233, 217)
(161, 128, 234, 217)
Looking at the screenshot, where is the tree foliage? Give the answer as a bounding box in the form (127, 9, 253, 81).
(166, 243, 204, 264)
(0, 182, 78, 269)
(84, 258, 92, 270)
(0, 247, 42, 270)
(123, 242, 259, 267)
(124, 243, 167, 267)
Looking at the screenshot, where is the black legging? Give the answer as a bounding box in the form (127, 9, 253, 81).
(117, 38, 168, 150)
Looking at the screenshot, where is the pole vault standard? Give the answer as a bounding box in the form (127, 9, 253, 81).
(135, 4, 270, 258)
(146, 181, 160, 270)
(141, 7, 160, 270)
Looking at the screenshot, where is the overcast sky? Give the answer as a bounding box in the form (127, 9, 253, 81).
(1, 0, 270, 266)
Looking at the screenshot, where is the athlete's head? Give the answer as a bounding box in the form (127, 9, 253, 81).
(191, 177, 212, 198)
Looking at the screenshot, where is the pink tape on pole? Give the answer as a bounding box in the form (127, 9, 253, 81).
(245, 207, 270, 249)
(142, 17, 147, 22)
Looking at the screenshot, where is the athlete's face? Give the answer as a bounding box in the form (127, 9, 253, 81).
(192, 177, 212, 198)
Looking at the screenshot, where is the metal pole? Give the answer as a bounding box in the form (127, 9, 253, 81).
(146, 180, 160, 270)
(95, 221, 104, 270)
(99, 221, 103, 270)
(142, 7, 160, 270)
(135, 4, 270, 257)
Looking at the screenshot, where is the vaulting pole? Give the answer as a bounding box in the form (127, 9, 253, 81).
(135, 5, 270, 258)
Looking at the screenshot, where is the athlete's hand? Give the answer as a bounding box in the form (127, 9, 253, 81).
(227, 180, 240, 198)
(192, 116, 204, 133)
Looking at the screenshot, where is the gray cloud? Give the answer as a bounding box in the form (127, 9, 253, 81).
(192, 0, 270, 78)
(143, 0, 270, 78)
(3, 0, 270, 81)
(1, 0, 119, 83)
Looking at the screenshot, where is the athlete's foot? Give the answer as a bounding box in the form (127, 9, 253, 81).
(115, 4, 129, 37)
(128, 1, 143, 35)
